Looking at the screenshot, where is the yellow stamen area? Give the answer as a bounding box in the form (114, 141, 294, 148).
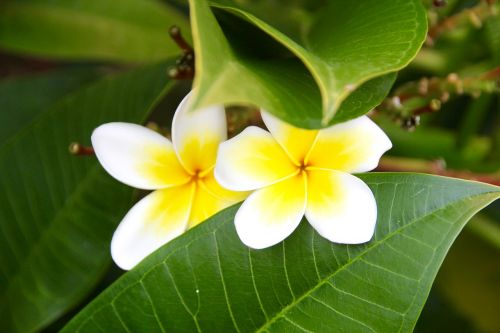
(305, 168, 346, 216)
(274, 126, 318, 166)
(145, 164, 247, 232)
(138, 145, 191, 186)
(144, 182, 195, 235)
(305, 129, 370, 172)
(178, 134, 221, 174)
(187, 169, 247, 228)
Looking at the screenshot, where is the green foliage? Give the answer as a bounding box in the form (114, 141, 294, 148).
(63, 174, 499, 332)
(485, 15, 500, 62)
(0, 63, 172, 332)
(434, 225, 500, 332)
(0, 68, 100, 146)
(188, 0, 426, 127)
(0, 0, 189, 62)
(0, 0, 498, 331)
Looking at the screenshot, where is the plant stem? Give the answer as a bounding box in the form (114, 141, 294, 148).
(375, 66, 500, 130)
(427, 0, 498, 46)
(376, 156, 500, 186)
(68, 142, 94, 156)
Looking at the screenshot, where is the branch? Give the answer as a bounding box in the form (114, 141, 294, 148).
(167, 25, 195, 80)
(375, 67, 500, 130)
(427, 0, 498, 46)
(376, 156, 500, 186)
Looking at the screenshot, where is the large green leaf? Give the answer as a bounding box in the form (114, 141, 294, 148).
(63, 173, 499, 332)
(188, 0, 425, 126)
(0, 0, 189, 62)
(485, 15, 500, 62)
(0, 68, 101, 147)
(0, 63, 173, 332)
(434, 223, 500, 332)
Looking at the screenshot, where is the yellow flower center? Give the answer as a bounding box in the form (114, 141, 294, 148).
(298, 160, 309, 172)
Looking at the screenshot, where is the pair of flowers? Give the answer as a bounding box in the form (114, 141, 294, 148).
(92, 92, 392, 270)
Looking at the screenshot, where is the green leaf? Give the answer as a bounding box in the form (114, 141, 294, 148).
(63, 173, 499, 332)
(188, 0, 425, 126)
(485, 15, 500, 62)
(432, 223, 500, 332)
(0, 0, 189, 62)
(0, 68, 101, 147)
(0, 63, 173, 332)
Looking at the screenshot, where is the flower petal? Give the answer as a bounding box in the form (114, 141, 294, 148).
(235, 173, 306, 249)
(261, 110, 318, 164)
(306, 116, 392, 173)
(203, 170, 250, 205)
(305, 169, 377, 244)
(92, 122, 190, 190)
(111, 183, 195, 270)
(172, 91, 227, 174)
(188, 171, 249, 228)
(215, 126, 298, 191)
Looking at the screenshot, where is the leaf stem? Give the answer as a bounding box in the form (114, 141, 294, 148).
(168, 25, 195, 80)
(68, 142, 94, 156)
(426, 0, 498, 46)
(376, 156, 500, 186)
(375, 66, 500, 130)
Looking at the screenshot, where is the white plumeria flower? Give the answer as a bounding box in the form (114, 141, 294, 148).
(215, 111, 392, 249)
(91, 92, 247, 270)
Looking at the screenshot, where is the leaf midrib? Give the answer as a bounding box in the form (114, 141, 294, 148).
(254, 190, 498, 332)
(69, 184, 499, 332)
(209, 2, 426, 123)
(0, 75, 173, 311)
(0, 76, 111, 302)
(0, 165, 103, 302)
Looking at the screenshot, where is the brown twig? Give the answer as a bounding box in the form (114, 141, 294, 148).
(376, 67, 500, 130)
(226, 106, 263, 137)
(427, 0, 498, 46)
(168, 25, 195, 80)
(169, 26, 193, 53)
(69, 142, 94, 156)
(376, 156, 500, 186)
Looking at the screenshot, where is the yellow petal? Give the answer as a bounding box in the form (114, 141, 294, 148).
(305, 169, 377, 244)
(92, 123, 191, 190)
(261, 111, 318, 165)
(172, 91, 226, 173)
(203, 169, 249, 204)
(306, 116, 392, 173)
(215, 126, 298, 191)
(188, 171, 249, 228)
(234, 173, 306, 249)
(111, 183, 195, 270)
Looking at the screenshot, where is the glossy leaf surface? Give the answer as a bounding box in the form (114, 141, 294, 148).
(0, 68, 100, 146)
(187, 0, 425, 126)
(0, 63, 173, 332)
(64, 173, 499, 332)
(0, 0, 189, 62)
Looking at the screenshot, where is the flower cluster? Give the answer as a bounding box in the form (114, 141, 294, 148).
(92, 92, 391, 269)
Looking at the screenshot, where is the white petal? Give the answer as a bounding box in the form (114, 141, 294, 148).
(235, 173, 306, 249)
(188, 171, 249, 228)
(92, 123, 190, 190)
(172, 91, 227, 173)
(261, 110, 318, 165)
(305, 169, 377, 244)
(215, 126, 297, 191)
(111, 183, 195, 270)
(306, 116, 392, 173)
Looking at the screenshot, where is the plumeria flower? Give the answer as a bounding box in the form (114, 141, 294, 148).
(215, 111, 392, 249)
(91, 92, 247, 270)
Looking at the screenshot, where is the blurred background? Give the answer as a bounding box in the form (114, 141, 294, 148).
(0, 0, 499, 332)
